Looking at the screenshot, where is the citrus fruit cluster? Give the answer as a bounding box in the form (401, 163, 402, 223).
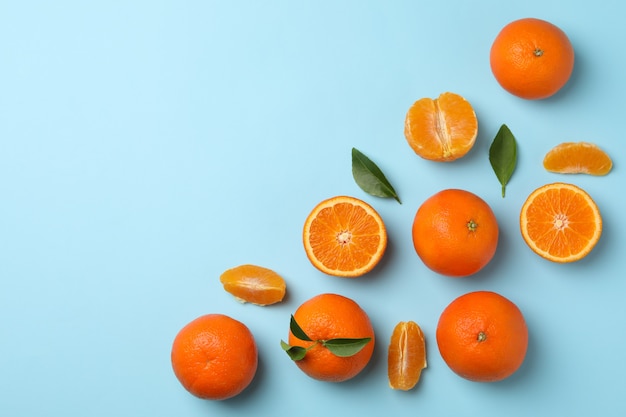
(169, 16, 611, 401)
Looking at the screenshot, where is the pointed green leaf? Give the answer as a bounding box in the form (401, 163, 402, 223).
(323, 337, 372, 357)
(289, 315, 312, 341)
(280, 340, 308, 361)
(489, 124, 517, 198)
(352, 147, 401, 203)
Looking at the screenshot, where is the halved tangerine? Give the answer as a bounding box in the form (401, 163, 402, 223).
(404, 92, 478, 162)
(388, 321, 427, 390)
(520, 182, 602, 263)
(543, 142, 613, 175)
(302, 196, 387, 277)
(220, 264, 286, 306)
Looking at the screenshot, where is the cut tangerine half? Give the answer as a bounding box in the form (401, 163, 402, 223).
(388, 321, 427, 390)
(520, 183, 602, 263)
(220, 264, 286, 306)
(543, 142, 613, 175)
(404, 92, 478, 162)
(302, 196, 387, 277)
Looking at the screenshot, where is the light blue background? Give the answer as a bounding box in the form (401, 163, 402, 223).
(1, 1, 624, 416)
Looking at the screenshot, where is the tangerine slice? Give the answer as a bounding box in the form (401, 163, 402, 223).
(388, 321, 427, 390)
(543, 142, 613, 175)
(520, 183, 602, 263)
(219, 264, 286, 306)
(302, 196, 387, 278)
(404, 92, 478, 162)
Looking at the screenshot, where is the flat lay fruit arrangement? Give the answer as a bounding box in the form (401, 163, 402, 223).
(170, 17, 612, 400)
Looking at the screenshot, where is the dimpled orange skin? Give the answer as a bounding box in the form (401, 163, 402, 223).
(490, 18, 575, 100)
(288, 293, 375, 382)
(436, 291, 529, 382)
(171, 314, 258, 400)
(412, 189, 499, 277)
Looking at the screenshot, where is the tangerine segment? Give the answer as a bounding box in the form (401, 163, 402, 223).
(388, 321, 427, 391)
(543, 142, 613, 175)
(520, 182, 602, 263)
(303, 196, 387, 277)
(220, 264, 286, 306)
(404, 92, 478, 162)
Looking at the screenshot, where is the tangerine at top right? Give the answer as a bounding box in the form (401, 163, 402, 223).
(490, 17, 574, 100)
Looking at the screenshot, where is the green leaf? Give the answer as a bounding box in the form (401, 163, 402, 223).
(323, 337, 372, 357)
(352, 147, 401, 204)
(280, 340, 309, 361)
(289, 315, 312, 341)
(489, 124, 517, 198)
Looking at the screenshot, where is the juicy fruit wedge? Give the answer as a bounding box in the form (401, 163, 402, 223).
(220, 264, 286, 306)
(543, 142, 612, 175)
(388, 321, 427, 390)
(520, 183, 602, 263)
(302, 196, 387, 278)
(404, 92, 478, 162)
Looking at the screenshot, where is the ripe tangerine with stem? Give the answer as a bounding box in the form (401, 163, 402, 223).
(490, 17, 575, 100)
(412, 189, 499, 277)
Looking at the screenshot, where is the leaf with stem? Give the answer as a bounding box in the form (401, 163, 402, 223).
(289, 315, 312, 341)
(489, 124, 517, 197)
(323, 337, 372, 357)
(281, 316, 373, 361)
(280, 340, 309, 361)
(352, 147, 401, 203)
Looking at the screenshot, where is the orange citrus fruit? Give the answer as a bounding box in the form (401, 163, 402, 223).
(286, 293, 375, 382)
(404, 92, 478, 161)
(302, 196, 387, 277)
(436, 291, 528, 383)
(171, 314, 258, 400)
(543, 142, 613, 175)
(520, 182, 602, 263)
(387, 320, 427, 391)
(219, 264, 286, 306)
(490, 17, 575, 100)
(412, 189, 499, 277)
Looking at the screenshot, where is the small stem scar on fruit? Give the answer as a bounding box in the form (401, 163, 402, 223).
(467, 220, 478, 232)
(533, 48, 544, 57)
(477, 331, 487, 342)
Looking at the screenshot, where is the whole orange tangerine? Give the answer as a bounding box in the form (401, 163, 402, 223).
(490, 17, 575, 100)
(412, 189, 499, 277)
(171, 314, 258, 400)
(436, 291, 528, 382)
(286, 293, 375, 382)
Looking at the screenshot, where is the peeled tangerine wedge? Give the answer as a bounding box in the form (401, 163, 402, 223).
(219, 264, 286, 306)
(543, 142, 612, 175)
(388, 321, 427, 391)
(404, 92, 478, 162)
